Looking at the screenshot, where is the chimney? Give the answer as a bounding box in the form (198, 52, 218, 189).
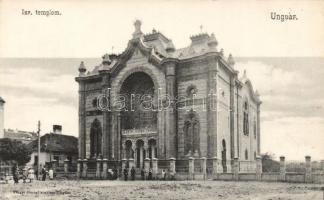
(53, 125, 62, 134)
(0, 97, 5, 139)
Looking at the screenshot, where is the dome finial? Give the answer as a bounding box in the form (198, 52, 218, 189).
(227, 53, 235, 67)
(78, 61, 86, 76)
(208, 33, 218, 49)
(243, 69, 247, 78)
(133, 19, 143, 38)
(102, 53, 111, 65)
(220, 48, 224, 57)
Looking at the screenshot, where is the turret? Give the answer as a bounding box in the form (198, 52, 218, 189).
(207, 33, 218, 49)
(165, 40, 175, 53)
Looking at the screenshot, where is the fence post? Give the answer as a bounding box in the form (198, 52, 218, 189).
(305, 156, 312, 183)
(201, 157, 207, 180)
(256, 156, 262, 181)
(77, 159, 82, 179)
(121, 159, 127, 180)
(279, 156, 286, 182)
(64, 159, 69, 174)
(152, 158, 158, 179)
(233, 157, 239, 181)
(102, 158, 108, 179)
(128, 158, 134, 178)
(129, 158, 135, 170)
(82, 159, 88, 178)
(143, 158, 149, 179)
(122, 158, 127, 170)
(51, 160, 57, 172)
(189, 157, 195, 180)
(212, 157, 219, 179)
(169, 157, 176, 180)
(96, 158, 101, 179)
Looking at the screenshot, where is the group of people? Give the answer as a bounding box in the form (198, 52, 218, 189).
(41, 166, 54, 181)
(9, 165, 55, 184)
(123, 167, 170, 181)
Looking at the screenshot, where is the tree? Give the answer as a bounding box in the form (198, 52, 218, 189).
(0, 138, 32, 166)
(261, 152, 280, 172)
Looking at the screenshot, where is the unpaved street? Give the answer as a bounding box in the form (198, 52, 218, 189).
(0, 180, 323, 200)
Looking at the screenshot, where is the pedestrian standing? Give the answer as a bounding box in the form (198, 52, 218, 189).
(148, 168, 152, 180)
(161, 169, 166, 181)
(41, 167, 47, 181)
(123, 168, 128, 181)
(28, 168, 35, 183)
(22, 168, 28, 183)
(141, 168, 145, 180)
(12, 165, 19, 184)
(131, 167, 136, 181)
(34, 167, 38, 181)
(113, 167, 118, 180)
(48, 168, 54, 180)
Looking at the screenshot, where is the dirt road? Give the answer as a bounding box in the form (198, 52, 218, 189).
(0, 180, 323, 200)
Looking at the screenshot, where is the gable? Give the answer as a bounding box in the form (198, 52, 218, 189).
(241, 79, 260, 104)
(110, 38, 164, 77)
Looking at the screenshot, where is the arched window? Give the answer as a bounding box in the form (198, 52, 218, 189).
(184, 110, 200, 156)
(90, 118, 102, 158)
(125, 140, 133, 159)
(245, 149, 248, 160)
(243, 101, 249, 136)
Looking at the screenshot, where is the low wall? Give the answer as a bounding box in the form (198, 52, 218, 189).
(55, 172, 77, 179)
(239, 173, 256, 181)
(261, 172, 280, 182)
(312, 173, 324, 184)
(217, 173, 234, 181)
(285, 172, 305, 183)
(71, 156, 324, 183)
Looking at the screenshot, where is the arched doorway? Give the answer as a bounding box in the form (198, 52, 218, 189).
(148, 139, 157, 159)
(222, 139, 227, 173)
(90, 118, 102, 158)
(136, 140, 145, 168)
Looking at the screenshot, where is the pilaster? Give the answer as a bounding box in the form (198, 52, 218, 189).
(230, 77, 235, 160)
(164, 61, 177, 158)
(101, 72, 111, 159)
(78, 82, 86, 159)
(279, 156, 286, 182)
(305, 156, 312, 183)
(233, 157, 239, 181)
(206, 57, 218, 158)
(257, 104, 261, 154)
(189, 157, 195, 180)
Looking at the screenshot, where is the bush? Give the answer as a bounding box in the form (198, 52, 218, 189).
(261, 153, 280, 172)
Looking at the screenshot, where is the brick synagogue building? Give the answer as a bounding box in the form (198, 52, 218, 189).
(75, 20, 261, 174)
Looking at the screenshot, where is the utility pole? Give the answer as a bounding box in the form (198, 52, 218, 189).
(37, 120, 41, 181)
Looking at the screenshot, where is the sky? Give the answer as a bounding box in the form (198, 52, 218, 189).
(0, 0, 323, 160)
